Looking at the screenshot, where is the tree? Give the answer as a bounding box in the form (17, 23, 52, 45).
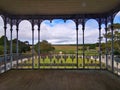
(0, 36, 9, 45)
(0, 46, 4, 55)
(35, 40, 55, 54)
(0, 36, 30, 55)
(89, 44, 96, 49)
(0, 36, 9, 55)
(12, 39, 30, 53)
(103, 23, 120, 55)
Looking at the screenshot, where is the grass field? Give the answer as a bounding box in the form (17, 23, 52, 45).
(53, 45, 98, 55)
(53, 45, 78, 54)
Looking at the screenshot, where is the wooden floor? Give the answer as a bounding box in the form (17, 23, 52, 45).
(0, 70, 120, 90)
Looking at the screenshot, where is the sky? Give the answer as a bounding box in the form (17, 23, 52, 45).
(0, 12, 120, 45)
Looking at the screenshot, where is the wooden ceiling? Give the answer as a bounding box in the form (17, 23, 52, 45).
(0, 0, 120, 15)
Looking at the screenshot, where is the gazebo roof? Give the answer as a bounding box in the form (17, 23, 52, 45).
(0, 0, 120, 16)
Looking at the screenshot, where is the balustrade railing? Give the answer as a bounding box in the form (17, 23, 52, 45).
(114, 55, 120, 75)
(0, 53, 120, 76)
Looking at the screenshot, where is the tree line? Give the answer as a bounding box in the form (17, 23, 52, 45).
(101, 23, 120, 55)
(35, 40, 55, 54)
(0, 36, 55, 55)
(0, 36, 30, 55)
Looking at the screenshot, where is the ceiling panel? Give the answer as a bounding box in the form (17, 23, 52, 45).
(0, 0, 120, 15)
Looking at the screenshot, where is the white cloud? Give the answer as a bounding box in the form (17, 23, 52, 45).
(77, 25, 105, 44)
(40, 21, 76, 44)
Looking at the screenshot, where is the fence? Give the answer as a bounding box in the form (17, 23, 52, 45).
(0, 53, 120, 76)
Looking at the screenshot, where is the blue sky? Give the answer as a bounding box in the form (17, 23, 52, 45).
(0, 12, 120, 44)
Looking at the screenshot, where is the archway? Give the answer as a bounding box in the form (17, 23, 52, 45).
(39, 19, 77, 69)
(113, 11, 120, 74)
(0, 16, 5, 73)
(84, 19, 99, 69)
(17, 20, 32, 69)
(0, 16, 4, 55)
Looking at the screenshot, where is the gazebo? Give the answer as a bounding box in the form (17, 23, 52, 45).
(0, 0, 120, 75)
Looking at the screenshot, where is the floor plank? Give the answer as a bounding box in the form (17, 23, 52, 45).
(0, 70, 120, 90)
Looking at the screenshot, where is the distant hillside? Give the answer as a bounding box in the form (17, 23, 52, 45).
(53, 45, 80, 51)
(53, 44, 81, 54)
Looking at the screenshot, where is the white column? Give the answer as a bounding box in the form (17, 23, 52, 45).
(98, 19, 102, 69)
(111, 16, 114, 72)
(38, 23, 40, 69)
(16, 23, 19, 69)
(4, 18, 7, 71)
(105, 18, 108, 69)
(10, 20, 13, 68)
(76, 20, 79, 68)
(32, 21, 34, 69)
(82, 20, 85, 68)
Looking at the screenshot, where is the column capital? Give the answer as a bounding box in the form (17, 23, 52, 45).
(10, 28, 13, 32)
(32, 25, 34, 31)
(4, 26, 7, 30)
(16, 28, 19, 32)
(98, 23, 101, 30)
(31, 19, 35, 31)
(76, 26, 79, 31)
(32, 28, 34, 31)
(75, 19, 79, 31)
(16, 24, 19, 32)
(82, 27, 85, 31)
(82, 25, 85, 31)
(10, 25, 13, 32)
(38, 28, 40, 31)
(4, 19, 7, 30)
(82, 20, 85, 31)
(38, 24, 40, 31)
(10, 21, 13, 32)
(105, 28, 108, 32)
(37, 19, 42, 31)
(99, 27, 101, 30)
